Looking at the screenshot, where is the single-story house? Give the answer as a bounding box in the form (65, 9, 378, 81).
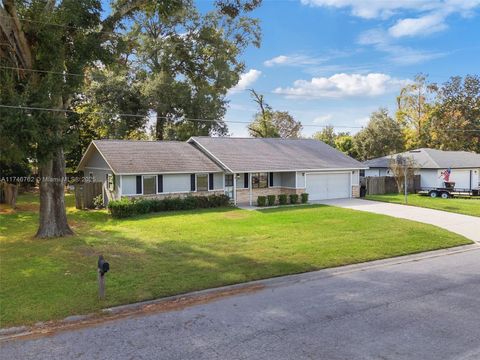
(77, 137, 367, 205)
(363, 148, 480, 190)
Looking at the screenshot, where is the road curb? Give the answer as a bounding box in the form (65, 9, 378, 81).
(2, 243, 478, 341)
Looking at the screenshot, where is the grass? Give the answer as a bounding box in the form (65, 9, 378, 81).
(0, 192, 472, 327)
(366, 193, 480, 217)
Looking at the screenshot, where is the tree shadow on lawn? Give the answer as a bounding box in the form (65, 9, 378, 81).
(71, 206, 242, 224)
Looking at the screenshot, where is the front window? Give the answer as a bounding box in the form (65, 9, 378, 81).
(225, 174, 234, 187)
(252, 173, 268, 188)
(143, 175, 156, 195)
(197, 174, 208, 191)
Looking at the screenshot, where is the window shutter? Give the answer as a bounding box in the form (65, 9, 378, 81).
(136, 176, 142, 194)
(157, 175, 163, 193)
(269, 172, 274, 187)
(190, 174, 196, 191)
(244, 173, 248, 188)
(209, 173, 214, 190)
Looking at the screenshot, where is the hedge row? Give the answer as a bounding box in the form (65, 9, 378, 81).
(257, 193, 309, 207)
(108, 194, 230, 218)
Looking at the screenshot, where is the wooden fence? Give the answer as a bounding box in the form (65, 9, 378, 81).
(366, 175, 420, 195)
(74, 182, 103, 209)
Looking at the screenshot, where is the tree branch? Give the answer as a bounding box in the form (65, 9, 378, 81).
(0, 0, 32, 69)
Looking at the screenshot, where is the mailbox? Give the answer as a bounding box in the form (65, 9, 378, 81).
(98, 255, 110, 276)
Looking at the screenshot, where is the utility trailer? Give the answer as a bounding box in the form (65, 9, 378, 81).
(418, 182, 480, 199)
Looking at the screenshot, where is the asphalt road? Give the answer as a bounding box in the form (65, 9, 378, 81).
(2, 247, 480, 360)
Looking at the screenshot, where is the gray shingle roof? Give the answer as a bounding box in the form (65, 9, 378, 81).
(190, 137, 365, 172)
(87, 140, 223, 174)
(364, 148, 480, 169)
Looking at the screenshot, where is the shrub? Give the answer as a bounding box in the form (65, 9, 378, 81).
(135, 199, 154, 214)
(169, 197, 184, 211)
(92, 194, 104, 209)
(289, 194, 299, 204)
(108, 198, 136, 218)
(278, 194, 288, 205)
(267, 194, 276, 206)
(301, 193, 309, 204)
(108, 194, 231, 218)
(150, 199, 166, 212)
(183, 196, 198, 210)
(257, 196, 266, 207)
(195, 195, 210, 209)
(208, 194, 230, 207)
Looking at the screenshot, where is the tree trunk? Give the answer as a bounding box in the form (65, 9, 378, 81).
(156, 111, 166, 140)
(36, 147, 73, 238)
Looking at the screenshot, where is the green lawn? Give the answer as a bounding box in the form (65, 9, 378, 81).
(366, 193, 480, 217)
(0, 193, 472, 327)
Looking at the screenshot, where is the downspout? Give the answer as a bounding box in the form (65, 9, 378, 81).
(118, 175, 122, 200)
(233, 173, 237, 205)
(249, 173, 252, 206)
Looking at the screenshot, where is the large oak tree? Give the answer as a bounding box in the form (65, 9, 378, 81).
(0, 0, 260, 237)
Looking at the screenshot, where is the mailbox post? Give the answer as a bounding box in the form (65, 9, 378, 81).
(97, 255, 110, 299)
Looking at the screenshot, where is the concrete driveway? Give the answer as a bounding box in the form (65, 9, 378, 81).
(1, 246, 480, 360)
(316, 198, 480, 243)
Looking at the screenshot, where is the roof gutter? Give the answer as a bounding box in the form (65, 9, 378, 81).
(225, 167, 369, 173)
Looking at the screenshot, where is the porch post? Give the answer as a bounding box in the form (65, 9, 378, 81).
(233, 173, 237, 205)
(249, 173, 252, 206)
(118, 175, 122, 199)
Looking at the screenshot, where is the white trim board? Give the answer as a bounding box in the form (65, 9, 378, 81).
(76, 141, 117, 174)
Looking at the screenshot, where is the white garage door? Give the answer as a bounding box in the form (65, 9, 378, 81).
(449, 170, 472, 189)
(306, 172, 351, 200)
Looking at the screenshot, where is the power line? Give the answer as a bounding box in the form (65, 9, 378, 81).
(1, 104, 479, 132)
(0, 66, 283, 96)
(0, 104, 363, 128)
(1, 63, 473, 85)
(0, 65, 85, 77)
(0, 14, 122, 37)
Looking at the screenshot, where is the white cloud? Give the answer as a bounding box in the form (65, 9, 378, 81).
(312, 114, 333, 124)
(300, 0, 479, 19)
(302, 0, 480, 66)
(274, 73, 409, 99)
(228, 69, 262, 94)
(387, 46, 446, 65)
(264, 54, 325, 67)
(358, 28, 447, 65)
(300, 0, 438, 19)
(388, 12, 448, 38)
(354, 116, 370, 126)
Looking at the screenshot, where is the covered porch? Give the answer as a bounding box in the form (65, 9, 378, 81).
(225, 172, 305, 206)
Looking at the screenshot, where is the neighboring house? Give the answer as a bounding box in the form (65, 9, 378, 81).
(77, 137, 366, 205)
(363, 148, 480, 190)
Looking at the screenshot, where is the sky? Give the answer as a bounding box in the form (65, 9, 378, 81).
(197, 0, 480, 137)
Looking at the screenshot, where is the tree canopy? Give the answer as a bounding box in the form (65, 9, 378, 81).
(248, 90, 302, 138)
(315, 74, 480, 161)
(353, 108, 405, 161)
(0, 0, 262, 237)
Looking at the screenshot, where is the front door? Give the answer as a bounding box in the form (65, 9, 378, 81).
(224, 174, 234, 199)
